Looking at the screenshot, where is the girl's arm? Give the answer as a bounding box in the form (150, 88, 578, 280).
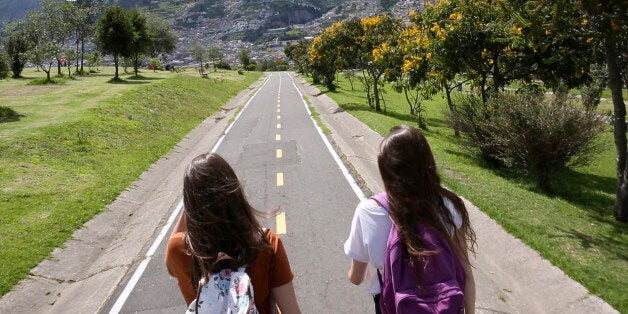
(171, 209, 187, 235)
(271, 281, 301, 314)
(455, 230, 475, 314)
(347, 259, 368, 285)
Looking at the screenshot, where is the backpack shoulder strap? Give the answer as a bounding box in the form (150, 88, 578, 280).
(370, 192, 390, 214)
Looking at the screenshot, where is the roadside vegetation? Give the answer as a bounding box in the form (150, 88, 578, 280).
(0, 67, 262, 297)
(307, 73, 626, 312)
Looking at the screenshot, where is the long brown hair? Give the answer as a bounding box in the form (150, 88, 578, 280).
(378, 125, 476, 268)
(183, 153, 267, 286)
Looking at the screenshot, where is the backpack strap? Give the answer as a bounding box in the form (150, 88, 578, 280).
(370, 192, 390, 214)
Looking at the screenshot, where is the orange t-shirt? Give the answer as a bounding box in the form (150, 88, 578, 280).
(165, 229, 294, 313)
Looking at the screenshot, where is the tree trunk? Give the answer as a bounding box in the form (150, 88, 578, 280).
(134, 55, 139, 77)
(114, 54, 119, 80)
(607, 32, 628, 222)
(75, 31, 80, 74)
(444, 81, 459, 137)
(80, 38, 85, 73)
(57, 59, 62, 76)
(373, 70, 381, 112)
(480, 73, 488, 105)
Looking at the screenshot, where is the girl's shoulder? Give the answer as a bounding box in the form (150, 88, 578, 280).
(357, 197, 388, 214)
(262, 228, 283, 253)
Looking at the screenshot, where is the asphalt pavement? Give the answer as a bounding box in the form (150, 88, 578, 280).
(0, 72, 620, 314)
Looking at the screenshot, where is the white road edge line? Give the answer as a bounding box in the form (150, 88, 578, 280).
(289, 73, 366, 201)
(109, 73, 274, 314)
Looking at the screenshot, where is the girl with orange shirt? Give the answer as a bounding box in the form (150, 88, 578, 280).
(165, 153, 301, 314)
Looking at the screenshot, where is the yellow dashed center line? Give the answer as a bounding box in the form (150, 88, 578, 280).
(277, 109, 280, 113)
(276, 212, 286, 234)
(276, 134, 281, 141)
(277, 115, 281, 120)
(276, 123, 281, 129)
(276, 149, 282, 158)
(276, 173, 284, 186)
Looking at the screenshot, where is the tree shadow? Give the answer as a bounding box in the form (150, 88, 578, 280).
(126, 75, 163, 81)
(107, 78, 149, 85)
(338, 101, 419, 124)
(475, 156, 616, 216)
(553, 227, 627, 261)
(0, 114, 25, 123)
(548, 169, 615, 215)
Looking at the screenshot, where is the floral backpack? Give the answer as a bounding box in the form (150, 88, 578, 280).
(372, 192, 466, 314)
(186, 253, 258, 314)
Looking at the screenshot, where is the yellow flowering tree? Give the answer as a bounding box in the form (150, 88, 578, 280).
(307, 19, 363, 90)
(357, 14, 402, 112)
(393, 23, 440, 129)
(419, 0, 527, 103)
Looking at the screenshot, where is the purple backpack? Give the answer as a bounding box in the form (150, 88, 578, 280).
(372, 193, 466, 314)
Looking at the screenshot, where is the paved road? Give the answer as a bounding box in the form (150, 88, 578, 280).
(101, 72, 372, 313)
(1, 72, 618, 314)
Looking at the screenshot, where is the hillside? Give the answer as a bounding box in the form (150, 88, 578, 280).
(0, 0, 426, 66)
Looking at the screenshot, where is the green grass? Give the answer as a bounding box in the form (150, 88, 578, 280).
(0, 67, 262, 296)
(307, 73, 627, 312)
(303, 95, 330, 135)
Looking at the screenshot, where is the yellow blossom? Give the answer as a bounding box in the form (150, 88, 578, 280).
(372, 47, 382, 61)
(402, 59, 414, 72)
(426, 52, 432, 60)
(512, 25, 522, 36)
(449, 12, 462, 21)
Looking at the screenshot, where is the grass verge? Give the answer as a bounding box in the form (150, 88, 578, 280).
(0, 70, 262, 296)
(306, 73, 626, 312)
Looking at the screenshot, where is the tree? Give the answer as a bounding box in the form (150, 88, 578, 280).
(95, 6, 134, 81)
(63, 0, 101, 74)
(2, 20, 35, 78)
(239, 49, 251, 68)
(284, 39, 311, 75)
(308, 19, 363, 90)
(145, 13, 177, 61)
(87, 51, 101, 71)
(28, 0, 70, 81)
(189, 43, 206, 72)
(207, 46, 224, 71)
(357, 15, 402, 111)
(128, 10, 150, 77)
(578, 0, 628, 222)
(0, 50, 10, 79)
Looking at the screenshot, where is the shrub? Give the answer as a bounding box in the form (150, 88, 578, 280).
(455, 91, 604, 190)
(581, 64, 607, 111)
(214, 60, 231, 70)
(245, 64, 257, 71)
(0, 106, 17, 121)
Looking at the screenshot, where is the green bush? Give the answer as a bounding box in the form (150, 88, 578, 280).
(246, 64, 257, 71)
(215, 60, 231, 70)
(0, 106, 17, 121)
(455, 91, 605, 190)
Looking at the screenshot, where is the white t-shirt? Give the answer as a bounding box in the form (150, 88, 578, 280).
(344, 196, 462, 295)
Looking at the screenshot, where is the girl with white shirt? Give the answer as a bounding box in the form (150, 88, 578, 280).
(344, 125, 477, 314)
